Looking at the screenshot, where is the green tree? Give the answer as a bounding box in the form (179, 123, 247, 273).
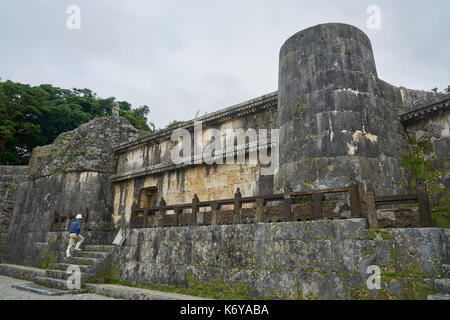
(0, 80, 153, 165)
(119, 104, 152, 131)
(0, 81, 48, 164)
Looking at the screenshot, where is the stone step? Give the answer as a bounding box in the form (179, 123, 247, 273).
(45, 269, 94, 281)
(0, 263, 46, 281)
(34, 276, 84, 291)
(82, 245, 118, 253)
(427, 293, 450, 300)
(61, 256, 101, 266)
(84, 283, 210, 300)
(69, 250, 110, 260)
(435, 278, 450, 294)
(11, 282, 80, 296)
(443, 265, 450, 278)
(52, 263, 96, 274)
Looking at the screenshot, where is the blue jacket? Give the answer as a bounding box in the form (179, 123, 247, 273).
(70, 220, 81, 235)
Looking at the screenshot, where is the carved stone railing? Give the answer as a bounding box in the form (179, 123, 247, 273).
(365, 180, 432, 228)
(129, 182, 431, 229)
(129, 181, 433, 229)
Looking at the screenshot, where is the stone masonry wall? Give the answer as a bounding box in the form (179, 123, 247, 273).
(404, 109, 450, 191)
(0, 166, 28, 263)
(5, 116, 145, 267)
(112, 105, 277, 227)
(118, 219, 448, 299)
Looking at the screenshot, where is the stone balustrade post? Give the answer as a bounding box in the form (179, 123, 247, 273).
(417, 180, 432, 227)
(312, 192, 324, 219)
(366, 186, 378, 228)
(234, 188, 242, 224)
(211, 202, 219, 225)
(284, 184, 293, 221)
(256, 199, 264, 223)
(175, 207, 182, 227)
(349, 180, 362, 218)
(191, 194, 199, 226)
(157, 197, 166, 227)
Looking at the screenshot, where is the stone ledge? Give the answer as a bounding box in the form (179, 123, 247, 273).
(399, 98, 450, 124)
(85, 283, 210, 300)
(0, 263, 46, 281)
(11, 281, 80, 296)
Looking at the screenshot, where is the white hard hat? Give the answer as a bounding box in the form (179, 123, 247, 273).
(76, 214, 83, 219)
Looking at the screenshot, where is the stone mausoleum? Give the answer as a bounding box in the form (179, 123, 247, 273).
(0, 23, 449, 299)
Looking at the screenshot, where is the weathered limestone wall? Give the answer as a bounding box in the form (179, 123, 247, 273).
(5, 116, 144, 267)
(403, 108, 450, 208)
(118, 219, 448, 299)
(113, 106, 277, 226)
(115, 103, 277, 174)
(0, 166, 28, 262)
(404, 110, 450, 160)
(5, 171, 114, 266)
(113, 162, 262, 226)
(275, 23, 410, 196)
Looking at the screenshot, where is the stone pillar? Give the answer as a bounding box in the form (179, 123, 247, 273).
(157, 197, 166, 227)
(211, 202, 219, 225)
(312, 192, 324, 219)
(234, 188, 242, 224)
(256, 199, 265, 222)
(283, 184, 293, 221)
(175, 208, 182, 227)
(366, 187, 378, 228)
(275, 23, 408, 195)
(349, 181, 362, 218)
(191, 194, 199, 226)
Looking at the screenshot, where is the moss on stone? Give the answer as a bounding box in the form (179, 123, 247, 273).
(38, 247, 59, 269)
(367, 229, 394, 240)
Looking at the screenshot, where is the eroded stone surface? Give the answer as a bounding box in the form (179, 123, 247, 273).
(118, 220, 448, 299)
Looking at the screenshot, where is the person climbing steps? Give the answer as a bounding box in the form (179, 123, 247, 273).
(66, 214, 85, 258)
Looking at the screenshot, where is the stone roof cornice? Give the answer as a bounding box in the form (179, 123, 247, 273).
(399, 98, 450, 124)
(112, 91, 278, 154)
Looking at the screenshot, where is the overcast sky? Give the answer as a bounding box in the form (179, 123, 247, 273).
(0, 0, 448, 128)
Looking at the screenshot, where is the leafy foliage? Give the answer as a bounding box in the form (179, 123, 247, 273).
(166, 120, 184, 129)
(401, 134, 449, 228)
(0, 79, 153, 165)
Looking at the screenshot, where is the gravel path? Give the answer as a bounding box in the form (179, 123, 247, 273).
(0, 275, 118, 300)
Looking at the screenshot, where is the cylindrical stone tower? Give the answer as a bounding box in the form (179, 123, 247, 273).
(274, 23, 409, 195)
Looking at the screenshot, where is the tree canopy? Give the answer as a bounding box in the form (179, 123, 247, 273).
(0, 79, 153, 165)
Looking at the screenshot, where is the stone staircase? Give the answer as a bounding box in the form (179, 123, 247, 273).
(428, 230, 450, 300)
(428, 264, 450, 300)
(32, 244, 117, 294)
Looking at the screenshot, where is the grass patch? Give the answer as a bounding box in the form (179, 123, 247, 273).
(95, 267, 253, 300)
(432, 204, 450, 228)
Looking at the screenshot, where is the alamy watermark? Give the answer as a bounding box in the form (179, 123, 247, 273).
(366, 265, 381, 290)
(66, 264, 81, 290)
(171, 121, 279, 176)
(66, 5, 81, 30)
(366, 5, 381, 30)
